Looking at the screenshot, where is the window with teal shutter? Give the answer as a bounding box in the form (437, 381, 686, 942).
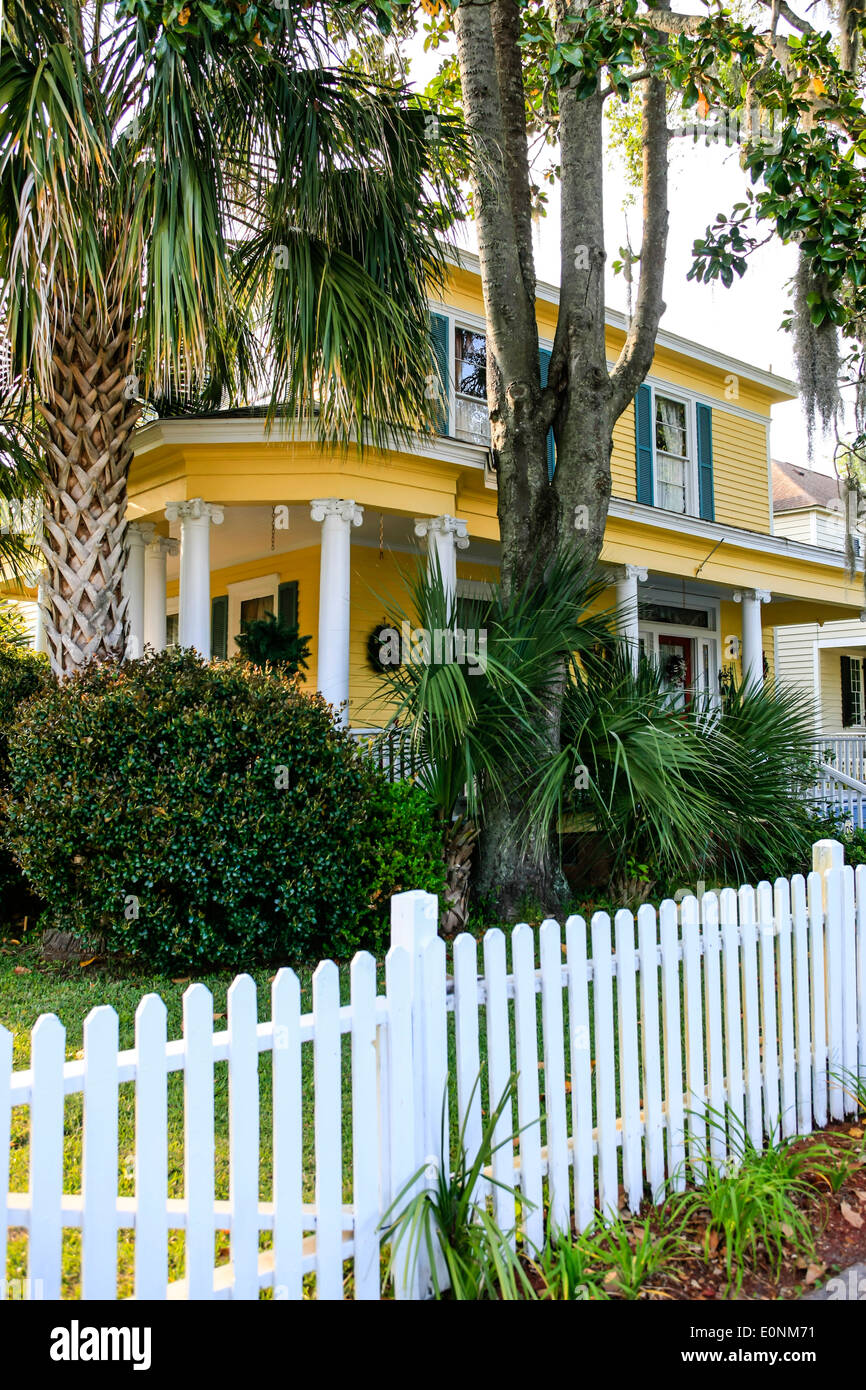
(634, 382, 654, 505)
(278, 580, 298, 629)
(211, 594, 228, 660)
(429, 312, 450, 435)
(696, 402, 715, 521)
(538, 347, 556, 481)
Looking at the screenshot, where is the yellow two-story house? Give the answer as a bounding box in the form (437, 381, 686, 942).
(29, 253, 862, 728)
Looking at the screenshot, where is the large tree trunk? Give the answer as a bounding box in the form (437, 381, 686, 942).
(453, 0, 669, 915)
(38, 297, 139, 677)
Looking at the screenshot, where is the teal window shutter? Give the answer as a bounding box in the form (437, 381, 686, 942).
(635, 383, 654, 505)
(538, 347, 556, 481)
(211, 594, 228, 660)
(429, 312, 450, 435)
(278, 580, 298, 629)
(696, 402, 715, 521)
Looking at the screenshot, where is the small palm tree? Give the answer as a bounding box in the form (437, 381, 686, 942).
(0, 0, 463, 674)
(369, 549, 612, 927)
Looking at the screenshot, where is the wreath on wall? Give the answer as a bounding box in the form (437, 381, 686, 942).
(367, 621, 395, 673)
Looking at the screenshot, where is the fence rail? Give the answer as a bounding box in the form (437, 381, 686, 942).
(3, 839, 865, 1300)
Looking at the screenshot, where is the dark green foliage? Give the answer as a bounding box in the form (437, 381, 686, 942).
(3, 648, 441, 967)
(535, 652, 821, 890)
(357, 778, 446, 919)
(0, 639, 51, 911)
(234, 612, 311, 675)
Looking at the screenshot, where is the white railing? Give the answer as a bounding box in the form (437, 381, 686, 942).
(814, 735, 866, 785)
(810, 759, 866, 827)
(349, 727, 424, 784)
(3, 840, 865, 1301)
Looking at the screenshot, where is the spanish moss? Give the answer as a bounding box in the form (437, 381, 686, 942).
(793, 254, 841, 457)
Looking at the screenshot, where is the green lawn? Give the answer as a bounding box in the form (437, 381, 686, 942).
(1, 935, 375, 1297)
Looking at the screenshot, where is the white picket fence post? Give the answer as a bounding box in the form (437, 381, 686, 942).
(813, 839, 848, 1119)
(388, 889, 439, 1300)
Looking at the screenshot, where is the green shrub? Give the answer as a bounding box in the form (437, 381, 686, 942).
(4, 648, 440, 967)
(0, 640, 51, 913)
(234, 612, 311, 675)
(357, 779, 446, 926)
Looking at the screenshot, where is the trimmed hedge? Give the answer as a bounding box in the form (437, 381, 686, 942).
(4, 648, 444, 966)
(0, 641, 51, 912)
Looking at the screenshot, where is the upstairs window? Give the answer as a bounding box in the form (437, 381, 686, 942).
(655, 395, 689, 513)
(454, 327, 489, 445)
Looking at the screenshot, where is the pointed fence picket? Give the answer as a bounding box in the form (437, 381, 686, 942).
(3, 838, 865, 1301)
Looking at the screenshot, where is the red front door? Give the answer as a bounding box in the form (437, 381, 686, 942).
(658, 634, 693, 709)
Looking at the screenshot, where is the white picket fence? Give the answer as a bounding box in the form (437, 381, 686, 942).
(3, 839, 866, 1301)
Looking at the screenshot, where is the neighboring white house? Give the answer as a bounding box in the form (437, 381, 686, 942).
(773, 459, 866, 734)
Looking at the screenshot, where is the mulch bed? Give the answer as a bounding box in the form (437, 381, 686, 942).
(619, 1122, 866, 1301)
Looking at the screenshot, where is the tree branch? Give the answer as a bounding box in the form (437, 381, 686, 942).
(454, 0, 539, 387)
(607, 71, 669, 424)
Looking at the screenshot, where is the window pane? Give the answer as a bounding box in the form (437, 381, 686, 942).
(240, 594, 274, 629)
(455, 328, 487, 399)
(455, 396, 490, 445)
(655, 396, 687, 456)
(657, 452, 686, 512)
(166, 613, 179, 648)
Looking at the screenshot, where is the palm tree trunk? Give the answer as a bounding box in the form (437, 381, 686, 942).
(440, 816, 479, 936)
(38, 297, 139, 676)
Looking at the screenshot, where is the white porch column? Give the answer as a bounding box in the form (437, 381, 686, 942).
(34, 569, 48, 655)
(165, 500, 224, 658)
(311, 498, 363, 726)
(144, 535, 179, 653)
(123, 522, 155, 659)
(612, 564, 648, 673)
(413, 513, 469, 612)
(734, 588, 770, 687)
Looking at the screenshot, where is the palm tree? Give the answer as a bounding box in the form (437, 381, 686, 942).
(0, 1, 463, 675)
(369, 549, 612, 927)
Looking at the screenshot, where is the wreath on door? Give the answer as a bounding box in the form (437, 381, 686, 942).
(664, 652, 687, 685)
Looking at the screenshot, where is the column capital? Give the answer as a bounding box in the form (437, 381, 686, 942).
(414, 514, 470, 550)
(146, 535, 179, 558)
(165, 499, 224, 526)
(733, 589, 771, 605)
(310, 498, 363, 527)
(126, 521, 156, 549)
(608, 564, 648, 584)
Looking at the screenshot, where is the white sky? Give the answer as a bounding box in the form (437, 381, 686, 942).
(406, 27, 837, 477)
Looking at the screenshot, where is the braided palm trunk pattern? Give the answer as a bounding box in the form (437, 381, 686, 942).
(38, 298, 140, 676)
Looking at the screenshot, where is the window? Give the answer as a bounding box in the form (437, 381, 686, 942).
(639, 602, 713, 630)
(454, 327, 489, 445)
(166, 612, 179, 648)
(654, 395, 689, 513)
(841, 655, 865, 728)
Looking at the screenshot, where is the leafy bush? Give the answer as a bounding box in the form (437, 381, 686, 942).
(358, 778, 446, 922)
(4, 648, 441, 967)
(0, 640, 51, 912)
(234, 612, 311, 674)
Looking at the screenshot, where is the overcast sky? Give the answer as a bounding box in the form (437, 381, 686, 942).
(406, 24, 839, 478)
